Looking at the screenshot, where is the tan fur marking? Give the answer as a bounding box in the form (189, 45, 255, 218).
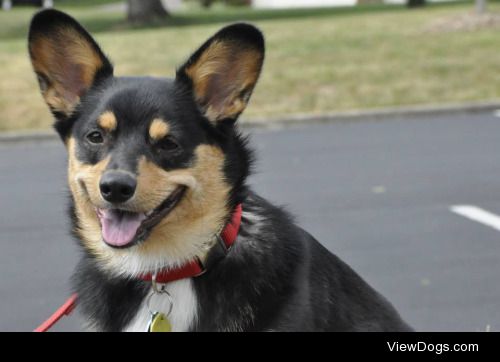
(67, 138, 110, 261)
(98, 112, 117, 132)
(44, 87, 77, 116)
(30, 27, 104, 116)
(68, 139, 230, 276)
(149, 119, 170, 141)
(137, 144, 230, 262)
(184, 40, 262, 123)
(185, 41, 230, 101)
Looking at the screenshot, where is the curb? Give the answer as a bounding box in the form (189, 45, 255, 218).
(1, 100, 500, 143)
(240, 100, 500, 128)
(0, 129, 57, 144)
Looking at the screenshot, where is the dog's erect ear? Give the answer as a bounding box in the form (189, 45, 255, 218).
(177, 23, 264, 125)
(28, 9, 113, 129)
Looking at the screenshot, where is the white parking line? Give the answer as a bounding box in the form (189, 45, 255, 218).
(450, 205, 500, 232)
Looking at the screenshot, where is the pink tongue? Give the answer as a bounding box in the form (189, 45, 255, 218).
(99, 209, 146, 247)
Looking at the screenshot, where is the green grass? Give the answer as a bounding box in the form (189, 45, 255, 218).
(1, 1, 500, 131)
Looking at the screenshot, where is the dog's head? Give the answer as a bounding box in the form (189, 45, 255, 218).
(28, 10, 264, 277)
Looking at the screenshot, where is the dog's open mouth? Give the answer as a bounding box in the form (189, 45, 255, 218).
(96, 186, 186, 249)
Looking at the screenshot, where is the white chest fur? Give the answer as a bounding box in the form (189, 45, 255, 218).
(122, 278, 198, 332)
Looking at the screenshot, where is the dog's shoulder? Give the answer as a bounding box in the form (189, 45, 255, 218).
(192, 191, 412, 331)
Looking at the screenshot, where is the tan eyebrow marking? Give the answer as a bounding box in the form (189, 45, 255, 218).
(149, 118, 170, 141)
(97, 111, 117, 132)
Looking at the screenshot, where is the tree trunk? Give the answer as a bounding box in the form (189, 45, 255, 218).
(127, 0, 169, 23)
(475, 0, 486, 14)
(407, 0, 426, 8)
(200, 0, 215, 7)
(2, 0, 12, 11)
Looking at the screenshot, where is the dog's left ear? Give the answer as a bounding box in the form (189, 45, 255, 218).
(177, 23, 264, 125)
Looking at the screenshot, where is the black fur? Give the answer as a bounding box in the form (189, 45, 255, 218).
(29, 9, 412, 332)
(72, 256, 148, 332)
(194, 194, 411, 331)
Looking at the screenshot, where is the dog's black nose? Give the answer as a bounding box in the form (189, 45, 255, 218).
(99, 171, 137, 203)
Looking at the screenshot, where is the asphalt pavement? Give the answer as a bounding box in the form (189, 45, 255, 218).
(1, 110, 500, 332)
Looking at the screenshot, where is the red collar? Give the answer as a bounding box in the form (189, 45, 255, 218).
(139, 203, 242, 284)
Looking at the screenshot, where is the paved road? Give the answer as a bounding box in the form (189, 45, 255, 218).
(1, 111, 500, 332)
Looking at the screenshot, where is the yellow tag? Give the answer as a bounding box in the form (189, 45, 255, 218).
(149, 313, 172, 332)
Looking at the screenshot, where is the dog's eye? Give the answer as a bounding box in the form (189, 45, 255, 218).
(156, 137, 179, 152)
(86, 131, 104, 144)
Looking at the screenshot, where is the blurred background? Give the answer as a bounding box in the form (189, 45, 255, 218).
(2, 0, 500, 131)
(1, 0, 500, 331)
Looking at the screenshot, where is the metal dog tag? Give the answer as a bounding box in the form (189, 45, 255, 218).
(146, 273, 173, 332)
(147, 312, 172, 332)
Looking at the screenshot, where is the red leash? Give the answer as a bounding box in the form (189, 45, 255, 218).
(34, 204, 242, 332)
(33, 293, 77, 332)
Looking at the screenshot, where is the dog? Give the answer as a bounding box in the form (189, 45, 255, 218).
(28, 9, 412, 332)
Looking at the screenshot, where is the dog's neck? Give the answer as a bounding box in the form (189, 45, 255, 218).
(137, 203, 242, 284)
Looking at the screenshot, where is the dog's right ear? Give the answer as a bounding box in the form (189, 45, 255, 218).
(28, 9, 113, 139)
